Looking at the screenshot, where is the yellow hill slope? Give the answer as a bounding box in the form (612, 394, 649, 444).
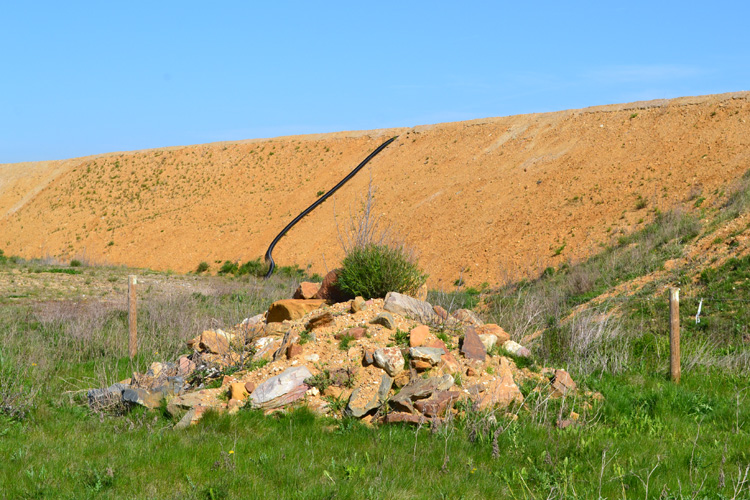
(1, 92, 748, 287)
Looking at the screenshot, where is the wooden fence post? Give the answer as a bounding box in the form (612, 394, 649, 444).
(128, 275, 137, 360)
(669, 287, 680, 384)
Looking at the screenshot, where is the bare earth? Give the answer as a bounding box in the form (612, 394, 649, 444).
(1, 92, 749, 287)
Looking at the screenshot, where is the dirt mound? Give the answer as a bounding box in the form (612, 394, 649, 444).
(1, 92, 749, 287)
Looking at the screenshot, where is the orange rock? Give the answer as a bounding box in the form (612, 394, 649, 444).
(293, 281, 321, 300)
(229, 382, 248, 401)
(287, 344, 303, 359)
(412, 360, 432, 371)
(477, 358, 524, 410)
(266, 299, 326, 323)
(476, 324, 511, 343)
(409, 325, 430, 347)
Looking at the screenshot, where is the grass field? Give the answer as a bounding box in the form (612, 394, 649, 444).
(3, 184, 750, 498)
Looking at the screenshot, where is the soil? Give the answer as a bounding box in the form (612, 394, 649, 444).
(1, 91, 749, 287)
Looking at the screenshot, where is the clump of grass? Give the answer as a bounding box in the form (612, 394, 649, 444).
(338, 334, 355, 351)
(335, 181, 427, 300)
(336, 244, 426, 300)
(196, 261, 210, 273)
(305, 370, 332, 392)
(392, 329, 410, 347)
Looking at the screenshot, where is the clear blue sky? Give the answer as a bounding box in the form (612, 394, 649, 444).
(1, 1, 747, 163)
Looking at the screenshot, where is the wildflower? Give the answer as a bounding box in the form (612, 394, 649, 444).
(229, 450, 234, 454)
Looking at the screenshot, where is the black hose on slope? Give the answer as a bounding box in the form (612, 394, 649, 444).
(263, 136, 399, 279)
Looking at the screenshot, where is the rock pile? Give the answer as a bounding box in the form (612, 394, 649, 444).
(88, 280, 591, 429)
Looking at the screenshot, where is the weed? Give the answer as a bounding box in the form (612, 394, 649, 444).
(392, 329, 410, 347)
(338, 334, 355, 351)
(337, 243, 426, 299)
(305, 370, 332, 392)
(298, 330, 313, 345)
(196, 261, 210, 273)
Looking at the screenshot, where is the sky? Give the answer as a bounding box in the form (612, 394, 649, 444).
(1, 1, 748, 164)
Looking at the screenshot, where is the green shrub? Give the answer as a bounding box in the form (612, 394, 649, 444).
(196, 261, 210, 273)
(218, 260, 238, 275)
(336, 243, 427, 300)
(237, 258, 264, 277)
(70, 259, 82, 268)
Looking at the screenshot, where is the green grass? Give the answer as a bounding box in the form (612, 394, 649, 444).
(1, 372, 748, 499)
(2, 190, 750, 498)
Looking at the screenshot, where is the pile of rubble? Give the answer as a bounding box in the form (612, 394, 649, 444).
(88, 277, 592, 429)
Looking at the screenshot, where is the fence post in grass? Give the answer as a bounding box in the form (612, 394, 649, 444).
(128, 275, 138, 360)
(669, 287, 680, 384)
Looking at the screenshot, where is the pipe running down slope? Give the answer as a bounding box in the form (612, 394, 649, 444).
(263, 136, 399, 279)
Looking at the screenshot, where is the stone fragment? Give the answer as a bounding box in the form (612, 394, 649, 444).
(305, 354, 320, 363)
(362, 349, 374, 366)
(556, 419, 579, 429)
(414, 390, 461, 417)
(293, 282, 322, 300)
(351, 296, 366, 313)
(466, 367, 478, 377)
(345, 373, 393, 418)
(87, 383, 129, 409)
(177, 356, 196, 378)
(382, 412, 426, 425)
(306, 311, 335, 330)
(389, 396, 416, 413)
(551, 369, 576, 397)
(383, 292, 438, 324)
(409, 347, 445, 365)
(166, 388, 224, 416)
(174, 406, 211, 430)
(478, 334, 498, 353)
(315, 269, 347, 304)
(503, 340, 532, 358)
(452, 309, 484, 326)
(241, 313, 265, 326)
(428, 338, 448, 350)
(476, 324, 511, 343)
(409, 325, 430, 347)
(477, 358, 524, 410)
(287, 344, 303, 359)
(197, 330, 230, 355)
(252, 337, 281, 362)
(267, 299, 326, 323)
(264, 322, 289, 337)
(229, 382, 249, 401)
(393, 371, 411, 388)
(122, 388, 167, 409)
(433, 305, 449, 321)
(437, 351, 460, 374)
(393, 374, 454, 403)
(370, 312, 396, 330)
(335, 327, 367, 340)
(373, 347, 405, 377)
(244, 381, 256, 394)
(460, 326, 487, 361)
(412, 360, 432, 371)
(249, 366, 313, 409)
(273, 329, 300, 361)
